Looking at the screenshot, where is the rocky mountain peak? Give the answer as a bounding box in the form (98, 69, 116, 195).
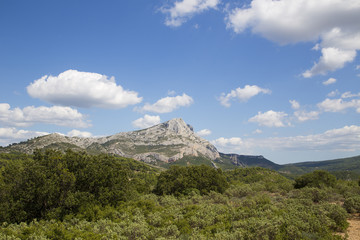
(161, 118, 194, 135)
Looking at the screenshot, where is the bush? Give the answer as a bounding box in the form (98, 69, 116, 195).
(154, 165, 229, 196)
(294, 170, 336, 189)
(344, 196, 360, 213)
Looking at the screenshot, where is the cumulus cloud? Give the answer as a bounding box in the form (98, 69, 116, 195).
(67, 129, 93, 138)
(132, 115, 161, 129)
(0, 128, 48, 146)
(303, 48, 356, 78)
(27, 69, 142, 109)
(317, 98, 360, 113)
(323, 77, 337, 85)
(249, 110, 288, 127)
(219, 85, 271, 107)
(212, 125, 360, 154)
(139, 93, 193, 113)
(294, 110, 320, 122)
(226, 0, 360, 77)
(0, 103, 90, 128)
(289, 100, 300, 110)
(161, 0, 220, 27)
(211, 137, 254, 154)
(197, 129, 212, 136)
(289, 100, 319, 122)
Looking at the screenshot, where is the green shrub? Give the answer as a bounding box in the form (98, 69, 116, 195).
(294, 170, 336, 189)
(344, 196, 360, 213)
(154, 165, 229, 196)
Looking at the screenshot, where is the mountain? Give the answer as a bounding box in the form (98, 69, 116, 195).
(6, 118, 358, 174)
(1, 118, 280, 169)
(2, 118, 219, 163)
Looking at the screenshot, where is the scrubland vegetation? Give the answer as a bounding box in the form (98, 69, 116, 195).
(1, 150, 360, 239)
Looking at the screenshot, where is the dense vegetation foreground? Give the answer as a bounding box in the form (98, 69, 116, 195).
(1, 150, 360, 239)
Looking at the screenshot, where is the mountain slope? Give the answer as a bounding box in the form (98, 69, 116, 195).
(217, 153, 281, 170)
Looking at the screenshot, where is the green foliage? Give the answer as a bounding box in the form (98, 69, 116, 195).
(344, 196, 360, 213)
(169, 155, 214, 168)
(0, 150, 159, 223)
(1, 152, 359, 239)
(330, 171, 360, 181)
(225, 167, 293, 193)
(294, 170, 337, 189)
(154, 165, 229, 196)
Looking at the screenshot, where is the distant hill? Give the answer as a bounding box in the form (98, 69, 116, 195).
(279, 155, 360, 179)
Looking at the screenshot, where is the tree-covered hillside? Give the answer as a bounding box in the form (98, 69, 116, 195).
(280, 155, 360, 179)
(1, 150, 360, 239)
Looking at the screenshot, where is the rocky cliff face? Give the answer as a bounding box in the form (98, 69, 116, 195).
(3, 118, 220, 163)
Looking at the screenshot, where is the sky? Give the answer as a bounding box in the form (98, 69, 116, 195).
(1, 0, 360, 164)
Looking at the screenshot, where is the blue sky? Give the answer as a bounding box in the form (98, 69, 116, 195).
(1, 0, 360, 164)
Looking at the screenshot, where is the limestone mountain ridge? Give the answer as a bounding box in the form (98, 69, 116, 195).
(3, 118, 220, 163)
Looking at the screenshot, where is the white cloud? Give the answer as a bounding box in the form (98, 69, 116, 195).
(197, 128, 212, 136)
(167, 90, 176, 96)
(27, 69, 142, 109)
(161, 0, 220, 27)
(0, 103, 90, 128)
(212, 125, 360, 153)
(294, 110, 320, 122)
(322, 77, 337, 85)
(132, 115, 161, 129)
(341, 91, 360, 99)
(219, 85, 271, 107)
(264, 125, 360, 151)
(356, 65, 360, 70)
(249, 110, 288, 127)
(211, 137, 254, 154)
(312, 43, 321, 51)
(226, 0, 360, 77)
(303, 48, 356, 78)
(253, 129, 262, 134)
(289, 100, 319, 122)
(139, 93, 193, 113)
(0, 128, 48, 146)
(319, 98, 360, 113)
(317, 98, 360, 113)
(328, 90, 340, 97)
(67, 129, 93, 138)
(289, 100, 300, 110)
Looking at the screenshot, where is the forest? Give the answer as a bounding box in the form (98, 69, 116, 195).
(1, 150, 360, 239)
